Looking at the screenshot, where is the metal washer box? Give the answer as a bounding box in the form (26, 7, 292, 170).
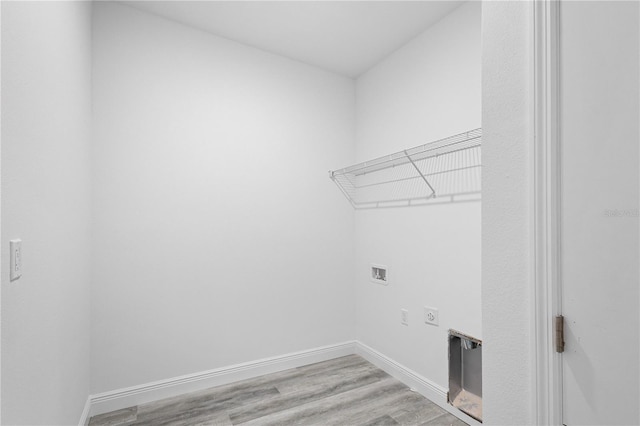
(448, 329, 482, 422)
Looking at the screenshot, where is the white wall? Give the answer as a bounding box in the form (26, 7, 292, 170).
(1, 1, 93, 424)
(481, 2, 534, 424)
(91, 2, 356, 394)
(354, 1, 481, 393)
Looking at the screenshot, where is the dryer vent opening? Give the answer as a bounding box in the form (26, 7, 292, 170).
(448, 329, 482, 422)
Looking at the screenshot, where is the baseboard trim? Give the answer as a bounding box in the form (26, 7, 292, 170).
(354, 342, 480, 425)
(78, 396, 91, 426)
(88, 341, 356, 418)
(355, 341, 447, 401)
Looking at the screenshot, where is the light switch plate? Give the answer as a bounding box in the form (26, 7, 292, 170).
(10, 239, 22, 281)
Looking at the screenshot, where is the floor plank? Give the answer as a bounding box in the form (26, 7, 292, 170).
(238, 376, 406, 426)
(89, 407, 137, 426)
(89, 355, 470, 426)
(229, 364, 388, 424)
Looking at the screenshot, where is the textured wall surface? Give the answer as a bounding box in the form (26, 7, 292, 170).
(481, 1, 534, 424)
(1, 2, 93, 424)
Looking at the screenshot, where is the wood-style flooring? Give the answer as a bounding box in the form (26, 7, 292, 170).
(88, 354, 468, 426)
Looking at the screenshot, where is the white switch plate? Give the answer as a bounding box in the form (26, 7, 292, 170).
(401, 308, 409, 326)
(424, 306, 439, 326)
(10, 239, 22, 281)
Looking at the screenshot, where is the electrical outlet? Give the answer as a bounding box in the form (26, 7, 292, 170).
(424, 306, 439, 326)
(401, 309, 409, 326)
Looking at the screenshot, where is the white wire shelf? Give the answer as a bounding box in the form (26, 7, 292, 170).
(329, 128, 482, 209)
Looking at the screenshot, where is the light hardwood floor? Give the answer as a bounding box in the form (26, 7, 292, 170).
(89, 354, 468, 426)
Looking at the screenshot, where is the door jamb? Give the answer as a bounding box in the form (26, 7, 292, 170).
(0, 2, 3, 422)
(533, 0, 563, 424)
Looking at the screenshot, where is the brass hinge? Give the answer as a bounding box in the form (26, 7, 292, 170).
(555, 315, 565, 353)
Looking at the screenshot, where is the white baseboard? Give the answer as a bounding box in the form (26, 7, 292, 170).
(88, 341, 356, 418)
(78, 396, 91, 426)
(355, 342, 481, 426)
(354, 342, 448, 403)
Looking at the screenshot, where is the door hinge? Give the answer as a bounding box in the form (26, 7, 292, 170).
(555, 315, 565, 353)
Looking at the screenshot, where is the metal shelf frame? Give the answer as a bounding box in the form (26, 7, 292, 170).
(329, 128, 482, 209)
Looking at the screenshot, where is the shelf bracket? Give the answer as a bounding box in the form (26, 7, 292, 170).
(404, 150, 436, 198)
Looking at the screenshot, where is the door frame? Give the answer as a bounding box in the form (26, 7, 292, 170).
(0, 2, 3, 423)
(533, 0, 563, 424)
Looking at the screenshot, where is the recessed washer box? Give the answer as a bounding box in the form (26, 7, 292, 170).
(448, 329, 482, 422)
(370, 264, 388, 285)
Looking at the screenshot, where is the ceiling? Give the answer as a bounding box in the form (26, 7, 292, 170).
(121, 1, 465, 77)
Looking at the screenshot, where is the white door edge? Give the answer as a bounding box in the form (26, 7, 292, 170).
(533, 1, 563, 425)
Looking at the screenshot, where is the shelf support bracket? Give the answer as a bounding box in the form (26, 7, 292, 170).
(404, 150, 436, 198)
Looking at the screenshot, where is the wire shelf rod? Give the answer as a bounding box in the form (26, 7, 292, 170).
(329, 128, 481, 209)
(332, 129, 481, 177)
(353, 164, 482, 190)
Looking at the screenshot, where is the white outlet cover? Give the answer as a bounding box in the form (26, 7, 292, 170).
(424, 306, 439, 326)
